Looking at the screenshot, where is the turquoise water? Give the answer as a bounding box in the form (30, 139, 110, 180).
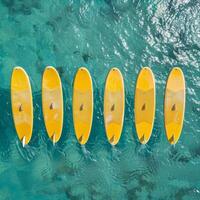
(0, 0, 200, 199)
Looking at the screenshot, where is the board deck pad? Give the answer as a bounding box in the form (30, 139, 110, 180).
(104, 68, 125, 145)
(164, 67, 185, 144)
(11, 67, 33, 146)
(134, 67, 155, 144)
(42, 66, 63, 143)
(73, 67, 93, 145)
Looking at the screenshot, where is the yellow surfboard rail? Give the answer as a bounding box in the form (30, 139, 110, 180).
(134, 67, 156, 144)
(42, 66, 63, 144)
(164, 67, 185, 144)
(73, 67, 93, 145)
(11, 66, 33, 147)
(104, 67, 125, 145)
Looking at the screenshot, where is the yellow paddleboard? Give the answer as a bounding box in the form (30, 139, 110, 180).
(104, 68, 125, 145)
(73, 67, 93, 145)
(134, 67, 155, 144)
(164, 67, 185, 144)
(11, 67, 33, 146)
(42, 66, 63, 144)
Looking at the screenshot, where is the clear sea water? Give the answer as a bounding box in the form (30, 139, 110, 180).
(0, 0, 200, 199)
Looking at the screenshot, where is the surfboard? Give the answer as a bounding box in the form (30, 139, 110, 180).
(134, 67, 155, 144)
(104, 68, 125, 145)
(42, 66, 63, 144)
(73, 67, 93, 145)
(164, 67, 185, 144)
(11, 67, 33, 147)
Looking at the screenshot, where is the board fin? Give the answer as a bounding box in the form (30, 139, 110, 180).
(22, 136, 26, 147)
(169, 134, 174, 143)
(141, 103, 146, 111)
(19, 104, 23, 112)
(111, 104, 115, 111)
(171, 104, 176, 111)
(52, 133, 56, 146)
(109, 135, 115, 144)
(79, 135, 83, 143)
(79, 104, 84, 111)
(49, 103, 54, 110)
(140, 134, 146, 143)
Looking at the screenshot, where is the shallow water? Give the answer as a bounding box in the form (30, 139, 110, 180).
(0, 0, 200, 199)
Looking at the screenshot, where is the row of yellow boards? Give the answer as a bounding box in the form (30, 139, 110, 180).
(11, 66, 185, 147)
